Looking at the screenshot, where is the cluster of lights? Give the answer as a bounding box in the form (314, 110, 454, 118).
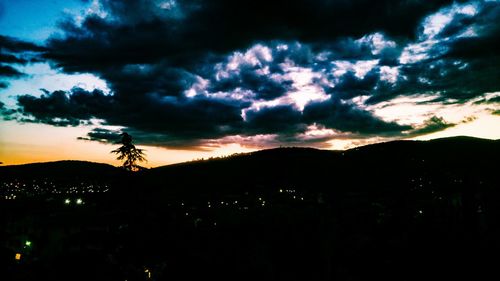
(279, 188, 306, 202)
(175, 187, 309, 218)
(64, 198, 84, 205)
(158, 187, 321, 230)
(0, 179, 111, 200)
(258, 197, 266, 207)
(162, 186, 315, 229)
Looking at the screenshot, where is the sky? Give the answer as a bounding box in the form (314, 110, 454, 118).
(0, 0, 499, 167)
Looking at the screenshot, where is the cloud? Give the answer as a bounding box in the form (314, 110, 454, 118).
(206, 44, 294, 101)
(13, 87, 112, 126)
(325, 70, 380, 100)
(0, 100, 16, 117)
(6, 83, 415, 149)
(77, 128, 121, 143)
(6, 86, 247, 145)
(243, 105, 305, 135)
(366, 56, 499, 105)
(474, 96, 500, 105)
(0, 35, 46, 53)
(4, 0, 500, 149)
(303, 97, 411, 135)
(442, 2, 500, 60)
(0, 35, 46, 85)
(45, 0, 455, 73)
(0, 53, 27, 64)
(0, 65, 25, 77)
(406, 116, 456, 137)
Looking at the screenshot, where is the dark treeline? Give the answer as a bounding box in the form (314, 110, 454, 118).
(1, 136, 499, 280)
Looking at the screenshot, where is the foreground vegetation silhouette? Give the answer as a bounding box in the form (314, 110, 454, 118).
(111, 132, 147, 171)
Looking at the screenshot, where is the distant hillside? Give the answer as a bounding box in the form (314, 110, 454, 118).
(137, 136, 499, 196)
(1, 136, 498, 196)
(0, 160, 124, 180)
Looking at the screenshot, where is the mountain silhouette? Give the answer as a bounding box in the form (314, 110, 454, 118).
(1, 136, 499, 281)
(131, 136, 499, 197)
(1, 136, 498, 196)
(0, 160, 123, 180)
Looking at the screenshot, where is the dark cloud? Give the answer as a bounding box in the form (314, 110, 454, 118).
(442, 2, 500, 60)
(0, 65, 24, 77)
(102, 63, 198, 98)
(4, 0, 499, 149)
(77, 128, 121, 143)
(243, 105, 305, 135)
(208, 71, 292, 100)
(406, 116, 456, 137)
(15, 88, 112, 126)
(0, 100, 16, 118)
(303, 97, 411, 134)
(45, 0, 456, 72)
(8, 87, 246, 145)
(0, 35, 46, 83)
(326, 70, 380, 100)
(0, 53, 27, 64)
(78, 127, 214, 149)
(6, 84, 417, 148)
(204, 44, 295, 101)
(474, 96, 500, 105)
(311, 35, 402, 64)
(358, 1, 500, 105)
(108, 94, 245, 140)
(364, 55, 500, 105)
(0, 35, 46, 53)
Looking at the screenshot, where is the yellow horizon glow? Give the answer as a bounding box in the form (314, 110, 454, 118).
(0, 121, 256, 167)
(410, 113, 500, 141)
(1, 113, 499, 167)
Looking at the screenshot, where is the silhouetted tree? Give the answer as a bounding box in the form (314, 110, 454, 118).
(111, 132, 146, 171)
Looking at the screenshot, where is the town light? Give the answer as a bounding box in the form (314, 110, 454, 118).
(144, 268, 152, 279)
